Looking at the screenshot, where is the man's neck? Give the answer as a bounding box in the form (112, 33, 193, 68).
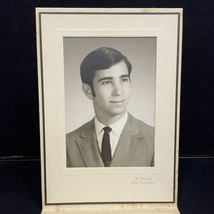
(95, 111, 127, 126)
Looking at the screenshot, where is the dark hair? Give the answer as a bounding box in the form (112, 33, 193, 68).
(80, 47, 132, 87)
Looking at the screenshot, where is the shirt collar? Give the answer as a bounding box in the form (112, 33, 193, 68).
(95, 112, 128, 136)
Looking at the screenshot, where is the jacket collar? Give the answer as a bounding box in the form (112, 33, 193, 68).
(77, 114, 143, 167)
(110, 113, 143, 167)
(78, 119, 104, 167)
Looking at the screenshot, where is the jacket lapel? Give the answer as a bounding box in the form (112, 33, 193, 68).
(110, 114, 143, 167)
(77, 119, 104, 167)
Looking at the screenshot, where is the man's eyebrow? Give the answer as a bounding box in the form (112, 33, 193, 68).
(98, 77, 113, 82)
(97, 75, 130, 82)
(120, 74, 130, 78)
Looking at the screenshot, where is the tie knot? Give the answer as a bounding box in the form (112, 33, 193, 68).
(103, 127, 112, 134)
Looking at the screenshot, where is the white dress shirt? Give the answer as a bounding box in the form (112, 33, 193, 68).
(95, 112, 128, 158)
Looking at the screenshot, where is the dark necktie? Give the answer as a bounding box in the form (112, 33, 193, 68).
(101, 127, 112, 167)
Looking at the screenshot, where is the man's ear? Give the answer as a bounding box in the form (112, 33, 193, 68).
(82, 83, 94, 100)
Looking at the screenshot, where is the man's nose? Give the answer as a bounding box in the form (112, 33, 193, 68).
(112, 82, 122, 96)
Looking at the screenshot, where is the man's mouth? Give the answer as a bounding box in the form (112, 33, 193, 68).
(110, 99, 125, 104)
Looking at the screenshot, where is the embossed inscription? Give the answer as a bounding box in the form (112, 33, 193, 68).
(131, 176, 155, 185)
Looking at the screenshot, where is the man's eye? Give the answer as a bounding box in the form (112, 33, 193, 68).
(121, 78, 129, 82)
(102, 81, 111, 85)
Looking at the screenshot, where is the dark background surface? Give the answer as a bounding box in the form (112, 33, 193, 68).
(0, 0, 214, 213)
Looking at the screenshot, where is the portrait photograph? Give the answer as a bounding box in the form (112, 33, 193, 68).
(36, 8, 182, 213)
(64, 37, 156, 168)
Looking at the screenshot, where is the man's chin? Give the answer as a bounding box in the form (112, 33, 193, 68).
(109, 109, 126, 117)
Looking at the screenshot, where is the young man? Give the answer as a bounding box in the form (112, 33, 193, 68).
(66, 47, 154, 167)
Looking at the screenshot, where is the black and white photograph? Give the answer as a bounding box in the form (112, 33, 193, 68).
(36, 8, 182, 213)
(64, 38, 156, 168)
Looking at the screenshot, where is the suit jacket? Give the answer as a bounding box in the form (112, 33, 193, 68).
(66, 113, 154, 167)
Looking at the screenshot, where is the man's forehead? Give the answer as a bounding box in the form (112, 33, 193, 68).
(94, 61, 129, 79)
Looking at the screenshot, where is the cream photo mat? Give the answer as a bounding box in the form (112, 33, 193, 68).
(36, 8, 182, 213)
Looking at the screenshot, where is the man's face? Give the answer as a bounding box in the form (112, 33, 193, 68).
(92, 61, 131, 123)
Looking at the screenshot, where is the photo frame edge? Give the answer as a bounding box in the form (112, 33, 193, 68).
(35, 7, 183, 214)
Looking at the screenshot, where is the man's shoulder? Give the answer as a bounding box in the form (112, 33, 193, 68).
(66, 118, 94, 140)
(128, 113, 154, 135)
